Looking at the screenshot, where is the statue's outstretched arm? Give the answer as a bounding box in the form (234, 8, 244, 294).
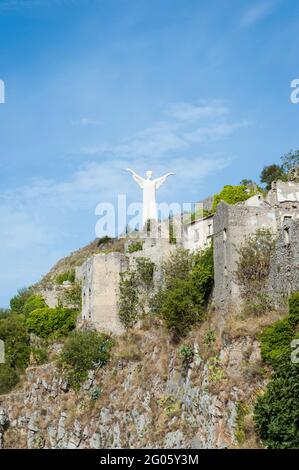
(154, 172, 175, 189)
(124, 168, 145, 188)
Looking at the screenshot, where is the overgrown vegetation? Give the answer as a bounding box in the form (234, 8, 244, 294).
(23, 295, 46, 317)
(259, 292, 299, 365)
(59, 330, 114, 390)
(235, 228, 276, 314)
(254, 292, 299, 448)
(127, 241, 143, 253)
(61, 282, 82, 310)
(10, 287, 33, 315)
(153, 245, 214, 339)
(260, 149, 299, 189)
(118, 257, 155, 329)
(212, 184, 257, 212)
(26, 307, 78, 339)
(0, 315, 30, 394)
(55, 269, 76, 285)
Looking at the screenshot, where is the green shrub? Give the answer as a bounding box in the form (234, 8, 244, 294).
(127, 241, 143, 253)
(97, 235, 112, 246)
(260, 318, 294, 365)
(26, 307, 77, 338)
(61, 282, 82, 310)
(162, 248, 193, 288)
(30, 347, 48, 365)
(160, 278, 203, 338)
(254, 357, 299, 448)
(0, 364, 19, 394)
(178, 344, 194, 374)
(0, 314, 30, 394)
(10, 287, 33, 314)
(254, 292, 299, 448)
(204, 328, 216, 346)
(0, 309, 10, 319)
(212, 185, 256, 212)
(55, 270, 75, 285)
(235, 401, 250, 444)
(0, 314, 30, 370)
(118, 257, 155, 329)
(235, 228, 276, 303)
(156, 246, 214, 339)
(260, 292, 299, 365)
(59, 330, 114, 390)
(23, 295, 46, 316)
(191, 244, 214, 304)
(118, 270, 140, 329)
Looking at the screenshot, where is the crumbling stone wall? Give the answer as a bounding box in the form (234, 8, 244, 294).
(268, 219, 299, 300)
(77, 239, 175, 335)
(77, 253, 129, 335)
(212, 201, 278, 311)
(77, 180, 299, 331)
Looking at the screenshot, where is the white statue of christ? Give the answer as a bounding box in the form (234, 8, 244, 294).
(125, 168, 175, 227)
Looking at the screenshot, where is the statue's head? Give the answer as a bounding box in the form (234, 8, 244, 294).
(146, 170, 153, 179)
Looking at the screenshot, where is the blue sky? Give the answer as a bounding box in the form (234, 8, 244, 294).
(0, 0, 299, 306)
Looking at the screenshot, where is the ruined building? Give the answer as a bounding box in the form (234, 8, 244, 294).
(75, 180, 299, 335)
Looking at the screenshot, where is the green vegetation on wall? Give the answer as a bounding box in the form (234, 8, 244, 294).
(212, 185, 256, 212)
(127, 241, 143, 253)
(118, 257, 155, 329)
(235, 228, 276, 309)
(55, 270, 76, 285)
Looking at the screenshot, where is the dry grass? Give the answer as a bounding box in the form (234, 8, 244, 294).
(222, 307, 287, 341)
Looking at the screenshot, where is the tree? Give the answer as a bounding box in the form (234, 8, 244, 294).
(260, 164, 285, 190)
(212, 185, 256, 211)
(254, 293, 299, 448)
(156, 245, 214, 339)
(0, 314, 30, 394)
(254, 357, 299, 448)
(10, 287, 33, 314)
(281, 149, 299, 174)
(59, 330, 114, 390)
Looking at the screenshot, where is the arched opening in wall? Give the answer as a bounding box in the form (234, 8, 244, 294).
(208, 224, 212, 236)
(224, 265, 228, 276)
(223, 228, 227, 242)
(284, 227, 290, 245)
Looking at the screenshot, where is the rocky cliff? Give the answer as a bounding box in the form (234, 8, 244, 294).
(0, 312, 278, 449)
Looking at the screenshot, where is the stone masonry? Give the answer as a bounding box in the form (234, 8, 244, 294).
(76, 179, 299, 333)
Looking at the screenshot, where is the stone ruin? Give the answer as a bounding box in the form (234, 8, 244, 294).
(72, 179, 299, 335)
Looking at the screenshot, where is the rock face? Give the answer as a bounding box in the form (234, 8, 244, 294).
(0, 327, 265, 449)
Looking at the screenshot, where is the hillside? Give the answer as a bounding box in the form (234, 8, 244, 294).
(39, 237, 125, 287)
(0, 311, 282, 449)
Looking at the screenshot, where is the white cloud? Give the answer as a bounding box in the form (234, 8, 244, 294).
(184, 121, 250, 144)
(239, 2, 277, 28)
(167, 101, 229, 122)
(71, 117, 103, 127)
(81, 100, 247, 159)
